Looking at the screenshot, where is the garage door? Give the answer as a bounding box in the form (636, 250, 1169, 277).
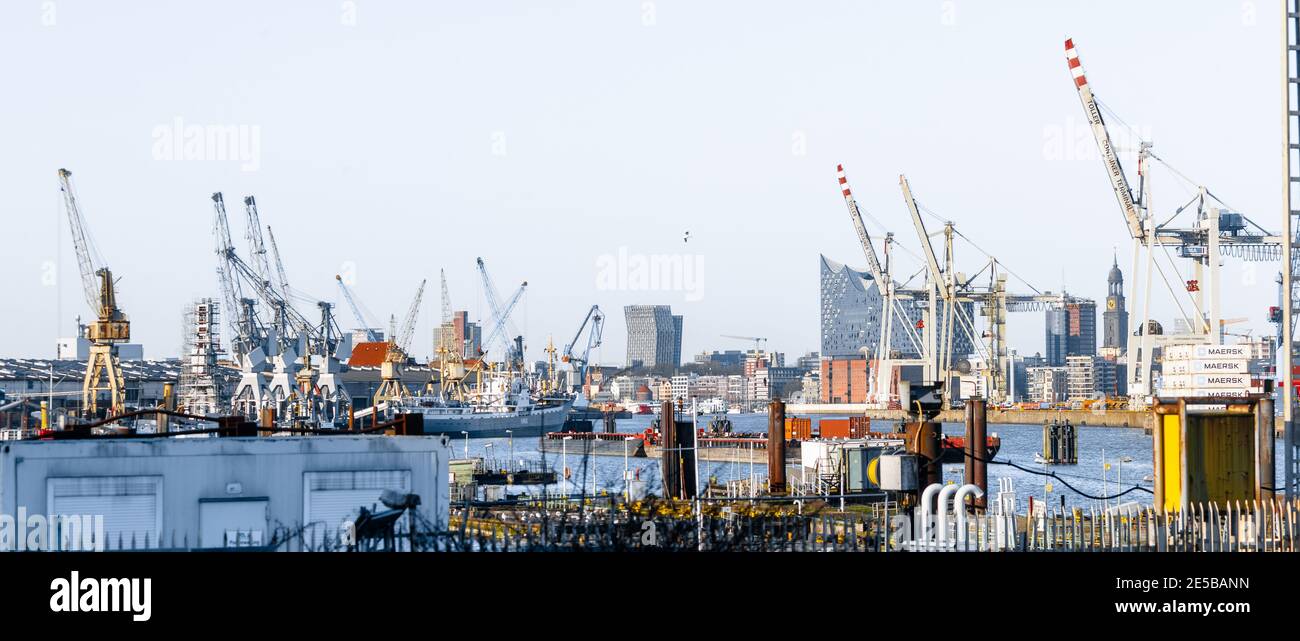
(199, 499, 269, 548)
(303, 470, 410, 543)
(47, 476, 162, 550)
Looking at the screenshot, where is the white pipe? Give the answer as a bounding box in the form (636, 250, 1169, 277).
(935, 483, 961, 548)
(954, 484, 985, 549)
(918, 483, 943, 545)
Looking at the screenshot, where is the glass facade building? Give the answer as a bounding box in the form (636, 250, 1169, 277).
(819, 255, 973, 361)
(1045, 300, 1097, 366)
(624, 305, 683, 368)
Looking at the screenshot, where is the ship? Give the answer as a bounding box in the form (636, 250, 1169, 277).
(362, 370, 574, 438)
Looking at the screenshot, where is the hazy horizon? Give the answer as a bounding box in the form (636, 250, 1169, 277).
(0, 1, 1284, 365)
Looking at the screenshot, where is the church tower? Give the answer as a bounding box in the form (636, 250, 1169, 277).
(1102, 255, 1128, 353)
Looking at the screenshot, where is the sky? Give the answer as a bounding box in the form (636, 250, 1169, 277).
(0, 1, 1285, 365)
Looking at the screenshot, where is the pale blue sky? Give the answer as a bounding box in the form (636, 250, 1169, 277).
(0, 1, 1284, 363)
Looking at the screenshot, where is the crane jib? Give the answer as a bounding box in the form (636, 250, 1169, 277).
(1080, 88, 1142, 238)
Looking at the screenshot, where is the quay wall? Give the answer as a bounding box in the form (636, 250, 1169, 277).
(785, 404, 1152, 429)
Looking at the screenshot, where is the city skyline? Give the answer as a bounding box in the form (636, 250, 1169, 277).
(0, 2, 1281, 365)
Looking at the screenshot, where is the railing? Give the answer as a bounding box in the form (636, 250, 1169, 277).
(1024, 500, 1300, 552)
(12, 499, 1300, 553)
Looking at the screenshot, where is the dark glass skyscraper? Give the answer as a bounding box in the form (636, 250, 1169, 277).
(1045, 300, 1097, 366)
(624, 305, 683, 368)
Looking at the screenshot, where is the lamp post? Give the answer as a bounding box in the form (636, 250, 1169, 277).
(506, 429, 514, 472)
(562, 435, 573, 495)
(624, 436, 638, 503)
(1118, 456, 1133, 500)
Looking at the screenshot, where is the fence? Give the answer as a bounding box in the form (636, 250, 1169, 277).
(11, 499, 1300, 552)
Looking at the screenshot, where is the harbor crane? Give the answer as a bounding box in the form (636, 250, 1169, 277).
(335, 275, 382, 342)
(476, 257, 528, 367)
(374, 279, 427, 404)
(58, 168, 130, 418)
(721, 335, 768, 357)
(212, 192, 270, 418)
(561, 305, 605, 401)
(265, 226, 292, 304)
(213, 192, 352, 424)
(1065, 37, 1281, 404)
(242, 196, 276, 298)
(836, 164, 929, 407)
(440, 268, 453, 331)
(901, 174, 963, 404)
(434, 268, 476, 400)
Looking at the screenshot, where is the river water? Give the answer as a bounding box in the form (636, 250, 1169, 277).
(455, 413, 1286, 510)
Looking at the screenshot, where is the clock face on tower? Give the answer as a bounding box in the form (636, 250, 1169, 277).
(1107, 298, 1117, 311)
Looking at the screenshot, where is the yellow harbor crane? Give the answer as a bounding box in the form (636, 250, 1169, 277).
(374, 279, 427, 404)
(58, 168, 130, 418)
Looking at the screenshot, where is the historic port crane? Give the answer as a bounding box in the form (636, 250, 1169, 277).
(212, 192, 270, 418)
(58, 168, 130, 418)
(374, 279, 427, 404)
(433, 268, 476, 400)
(265, 225, 291, 303)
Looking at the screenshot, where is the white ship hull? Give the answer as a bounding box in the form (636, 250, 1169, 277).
(401, 397, 574, 438)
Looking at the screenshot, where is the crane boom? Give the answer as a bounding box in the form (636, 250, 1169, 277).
(440, 268, 452, 325)
(899, 175, 949, 301)
(397, 279, 426, 352)
(57, 169, 102, 312)
(837, 164, 888, 286)
(562, 305, 604, 363)
(335, 275, 380, 342)
(1065, 38, 1145, 240)
(482, 283, 527, 356)
(476, 257, 526, 358)
(242, 196, 275, 293)
(266, 225, 291, 298)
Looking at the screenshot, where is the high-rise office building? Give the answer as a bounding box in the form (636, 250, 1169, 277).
(437, 311, 481, 359)
(624, 305, 683, 369)
(1045, 300, 1097, 366)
